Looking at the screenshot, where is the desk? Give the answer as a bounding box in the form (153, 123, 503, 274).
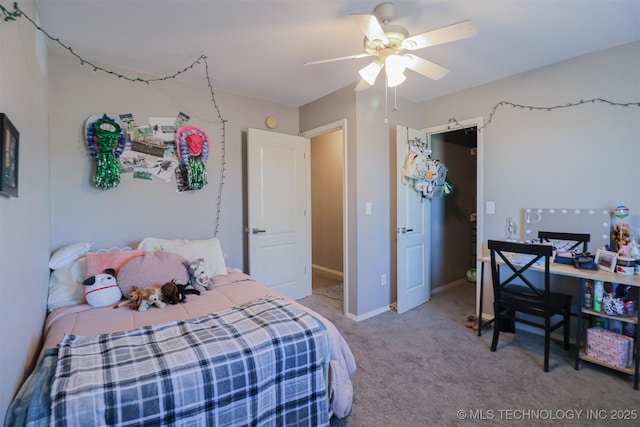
(477, 256, 640, 389)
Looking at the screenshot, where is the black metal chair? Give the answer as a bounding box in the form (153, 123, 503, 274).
(537, 231, 590, 253)
(488, 239, 572, 372)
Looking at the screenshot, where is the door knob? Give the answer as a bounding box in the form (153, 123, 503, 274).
(396, 227, 414, 234)
(252, 228, 266, 234)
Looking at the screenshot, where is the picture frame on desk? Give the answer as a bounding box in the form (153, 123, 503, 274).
(595, 249, 618, 272)
(0, 113, 19, 198)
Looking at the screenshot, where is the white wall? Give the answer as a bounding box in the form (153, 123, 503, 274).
(420, 42, 640, 318)
(300, 84, 419, 317)
(0, 0, 51, 421)
(420, 42, 640, 248)
(300, 86, 359, 314)
(355, 89, 418, 315)
(48, 53, 300, 270)
(302, 42, 639, 318)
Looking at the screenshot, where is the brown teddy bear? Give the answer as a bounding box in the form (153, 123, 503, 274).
(161, 279, 200, 304)
(161, 281, 181, 304)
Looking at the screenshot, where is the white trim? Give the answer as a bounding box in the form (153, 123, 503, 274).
(352, 305, 390, 321)
(300, 119, 349, 318)
(432, 278, 469, 294)
(312, 264, 344, 280)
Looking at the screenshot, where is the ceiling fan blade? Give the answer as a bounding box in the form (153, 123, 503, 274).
(350, 13, 389, 45)
(304, 53, 373, 66)
(405, 55, 449, 80)
(354, 78, 371, 91)
(402, 20, 477, 51)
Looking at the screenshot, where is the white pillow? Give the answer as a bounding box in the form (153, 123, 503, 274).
(161, 238, 227, 277)
(48, 256, 86, 311)
(137, 237, 186, 252)
(49, 242, 93, 270)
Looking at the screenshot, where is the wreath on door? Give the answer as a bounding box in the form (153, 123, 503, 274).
(401, 148, 449, 199)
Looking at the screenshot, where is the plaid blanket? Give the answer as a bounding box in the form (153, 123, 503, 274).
(49, 297, 330, 426)
(4, 348, 58, 427)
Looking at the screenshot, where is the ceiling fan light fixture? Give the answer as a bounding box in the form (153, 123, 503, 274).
(359, 61, 383, 85)
(313, 3, 477, 94)
(384, 53, 408, 87)
(386, 70, 406, 87)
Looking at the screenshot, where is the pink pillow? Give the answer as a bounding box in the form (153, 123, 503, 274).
(117, 251, 190, 296)
(85, 250, 145, 279)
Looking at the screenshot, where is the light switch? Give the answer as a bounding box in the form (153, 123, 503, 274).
(486, 201, 495, 215)
(365, 202, 372, 215)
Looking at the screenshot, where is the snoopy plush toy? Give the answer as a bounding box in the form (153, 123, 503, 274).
(82, 268, 123, 308)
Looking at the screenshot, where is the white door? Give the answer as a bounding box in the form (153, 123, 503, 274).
(247, 128, 311, 300)
(395, 126, 431, 314)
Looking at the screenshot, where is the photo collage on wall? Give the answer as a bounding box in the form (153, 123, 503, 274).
(86, 111, 207, 192)
(117, 112, 189, 183)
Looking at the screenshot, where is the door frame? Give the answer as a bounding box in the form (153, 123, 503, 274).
(300, 119, 349, 317)
(424, 117, 484, 317)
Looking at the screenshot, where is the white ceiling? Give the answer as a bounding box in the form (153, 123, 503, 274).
(34, 0, 640, 107)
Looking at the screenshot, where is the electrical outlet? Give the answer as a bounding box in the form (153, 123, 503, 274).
(381, 274, 387, 286)
(365, 202, 372, 215)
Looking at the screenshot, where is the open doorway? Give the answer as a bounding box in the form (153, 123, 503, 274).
(427, 122, 481, 294)
(300, 119, 349, 315)
(302, 121, 347, 315)
(430, 127, 477, 292)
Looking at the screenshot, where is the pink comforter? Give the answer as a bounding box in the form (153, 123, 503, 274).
(42, 272, 356, 418)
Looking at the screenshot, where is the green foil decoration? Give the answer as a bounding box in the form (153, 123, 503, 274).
(93, 115, 122, 189)
(187, 158, 207, 190)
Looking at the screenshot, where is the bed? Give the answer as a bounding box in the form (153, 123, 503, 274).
(6, 238, 356, 426)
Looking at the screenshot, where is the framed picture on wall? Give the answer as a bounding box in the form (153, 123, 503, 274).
(594, 248, 618, 272)
(0, 113, 19, 198)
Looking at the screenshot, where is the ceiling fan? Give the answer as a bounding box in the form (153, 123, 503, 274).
(305, 2, 477, 90)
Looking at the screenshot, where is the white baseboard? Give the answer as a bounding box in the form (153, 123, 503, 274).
(355, 279, 469, 322)
(312, 264, 344, 280)
(351, 305, 390, 321)
(432, 278, 469, 294)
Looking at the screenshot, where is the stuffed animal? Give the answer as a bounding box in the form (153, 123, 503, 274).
(161, 281, 181, 304)
(82, 268, 123, 308)
(113, 291, 138, 309)
(176, 282, 200, 301)
(130, 286, 166, 312)
(161, 279, 200, 304)
(185, 258, 214, 293)
(113, 285, 145, 310)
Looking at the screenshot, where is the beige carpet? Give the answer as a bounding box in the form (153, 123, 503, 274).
(299, 282, 639, 427)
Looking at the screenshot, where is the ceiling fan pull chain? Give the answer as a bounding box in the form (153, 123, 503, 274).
(384, 74, 389, 123)
(393, 86, 399, 112)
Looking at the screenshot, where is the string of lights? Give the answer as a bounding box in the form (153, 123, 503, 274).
(448, 98, 640, 133)
(2, 1, 227, 236)
(203, 55, 228, 238)
(0, 2, 19, 21)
